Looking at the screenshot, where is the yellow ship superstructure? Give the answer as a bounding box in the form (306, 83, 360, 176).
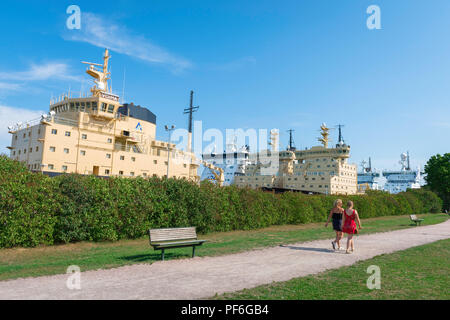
(234, 124, 358, 195)
(7, 49, 199, 180)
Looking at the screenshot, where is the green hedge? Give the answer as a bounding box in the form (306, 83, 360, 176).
(0, 155, 443, 248)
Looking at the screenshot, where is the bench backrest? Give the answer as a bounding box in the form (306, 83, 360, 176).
(149, 227, 197, 244)
(410, 214, 417, 220)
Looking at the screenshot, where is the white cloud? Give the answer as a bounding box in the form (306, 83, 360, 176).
(0, 62, 80, 82)
(0, 105, 44, 155)
(0, 82, 22, 91)
(64, 12, 192, 73)
(210, 56, 257, 71)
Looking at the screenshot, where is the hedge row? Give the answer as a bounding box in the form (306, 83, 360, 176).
(0, 155, 443, 248)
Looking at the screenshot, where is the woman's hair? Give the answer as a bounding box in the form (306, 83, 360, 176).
(333, 199, 342, 208)
(347, 200, 354, 208)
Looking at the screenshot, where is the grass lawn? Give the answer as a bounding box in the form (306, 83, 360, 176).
(214, 238, 450, 300)
(0, 213, 447, 281)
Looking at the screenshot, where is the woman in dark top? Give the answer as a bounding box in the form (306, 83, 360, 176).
(325, 199, 344, 251)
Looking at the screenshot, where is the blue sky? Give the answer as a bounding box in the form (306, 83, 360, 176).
(0, 0, 449, 171)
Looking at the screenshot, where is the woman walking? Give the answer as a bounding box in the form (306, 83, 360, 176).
(325, 199, 344, 250)
(342, 200, 362, 254)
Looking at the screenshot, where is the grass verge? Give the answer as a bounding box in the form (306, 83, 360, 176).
(0, 213, 447, 281)
(214, 238, 450, 300)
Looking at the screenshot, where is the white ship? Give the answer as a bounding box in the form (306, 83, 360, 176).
(382, 152, 421, 194)
(201, 139, 251, 186)
(357, 157, 381, 192)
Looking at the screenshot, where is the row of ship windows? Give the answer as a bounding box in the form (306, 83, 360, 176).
(241, 183, 350, 190)
(12, 146, 39, 155)
(247, 184, 330, 188)
(51, 101, 116, 114)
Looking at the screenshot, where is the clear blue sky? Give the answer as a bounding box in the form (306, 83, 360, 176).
(0, 0, 449, 170)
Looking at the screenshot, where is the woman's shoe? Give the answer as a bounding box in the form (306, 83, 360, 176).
(346, 249, 351, 254)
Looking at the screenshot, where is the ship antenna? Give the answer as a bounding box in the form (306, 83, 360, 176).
(287, 129, 296, 151)
(407, 151, 411, 171)
(369, 157, 372, 172)
(335, 124, 345, 146)
(183, 90, 199, 152)
(121, 68, 126, 104)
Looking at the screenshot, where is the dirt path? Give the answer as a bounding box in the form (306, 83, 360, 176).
(1, 220, 449, 300)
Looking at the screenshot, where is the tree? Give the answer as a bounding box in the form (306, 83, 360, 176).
(424, 153, 450, 211)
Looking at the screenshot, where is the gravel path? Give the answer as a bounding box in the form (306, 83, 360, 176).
(1, 220, 449, 300)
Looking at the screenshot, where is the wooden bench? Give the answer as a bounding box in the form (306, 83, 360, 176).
(149, 227, 206, 261)
(410, 214, 424, 226)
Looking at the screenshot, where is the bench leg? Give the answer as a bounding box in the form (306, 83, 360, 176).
(192, 246, 196, 258)
(161, 249, 165, 261)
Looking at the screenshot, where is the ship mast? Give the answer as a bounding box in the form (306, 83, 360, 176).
(81, 48, 111, 96)
(318, 123, 330, 148)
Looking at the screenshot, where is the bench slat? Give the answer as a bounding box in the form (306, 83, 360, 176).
(149, 227, 197, 242)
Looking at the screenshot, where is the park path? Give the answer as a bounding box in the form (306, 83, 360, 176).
(0, 220, 449, 299)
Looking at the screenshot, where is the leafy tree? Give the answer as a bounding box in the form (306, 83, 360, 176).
(424, 153, 450, 210)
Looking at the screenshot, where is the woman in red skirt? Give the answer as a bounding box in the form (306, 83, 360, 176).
(342, 200, 362, 254)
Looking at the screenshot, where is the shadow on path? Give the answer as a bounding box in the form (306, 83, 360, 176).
(280, 245, 334, 253)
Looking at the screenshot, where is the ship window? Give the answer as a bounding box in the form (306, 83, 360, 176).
(80, 102, 85, 111)
(82, 134, 87, 140)
(70, 103, 75, 111)
(80, 150, 86, 156)
(92, 102, 98, 111)
(75, 102, 80, 111)
(65, 131, 71, 137)
(101, 103, 107, 112)
(183, 164, 187, 168)
(131, 157, 136, 162)
(63, 148, 69, 154)
(86, 102, 91, 110)
(130, 172, 135, 176)
(29, 148, 32, 153)
(120, 156, 125, 160)
(48, 164, 54, 170)
(107, 104, 114, 113)
(49, 146, 55, 152)
(36, 146, 39, 152)
(105, 169, 110, 175)
(62, 165, 68, 171)
(119, 171, 124, 175)
(106, 154, 111, 159)
(107, 138, 112, 143)
(154, 160, 157, 164)
(51, 129, 57, 135)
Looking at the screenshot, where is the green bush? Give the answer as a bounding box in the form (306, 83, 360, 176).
(0, 156, 443, 248)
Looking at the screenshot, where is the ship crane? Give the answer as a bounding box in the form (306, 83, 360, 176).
(200, 160, 225, 186)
